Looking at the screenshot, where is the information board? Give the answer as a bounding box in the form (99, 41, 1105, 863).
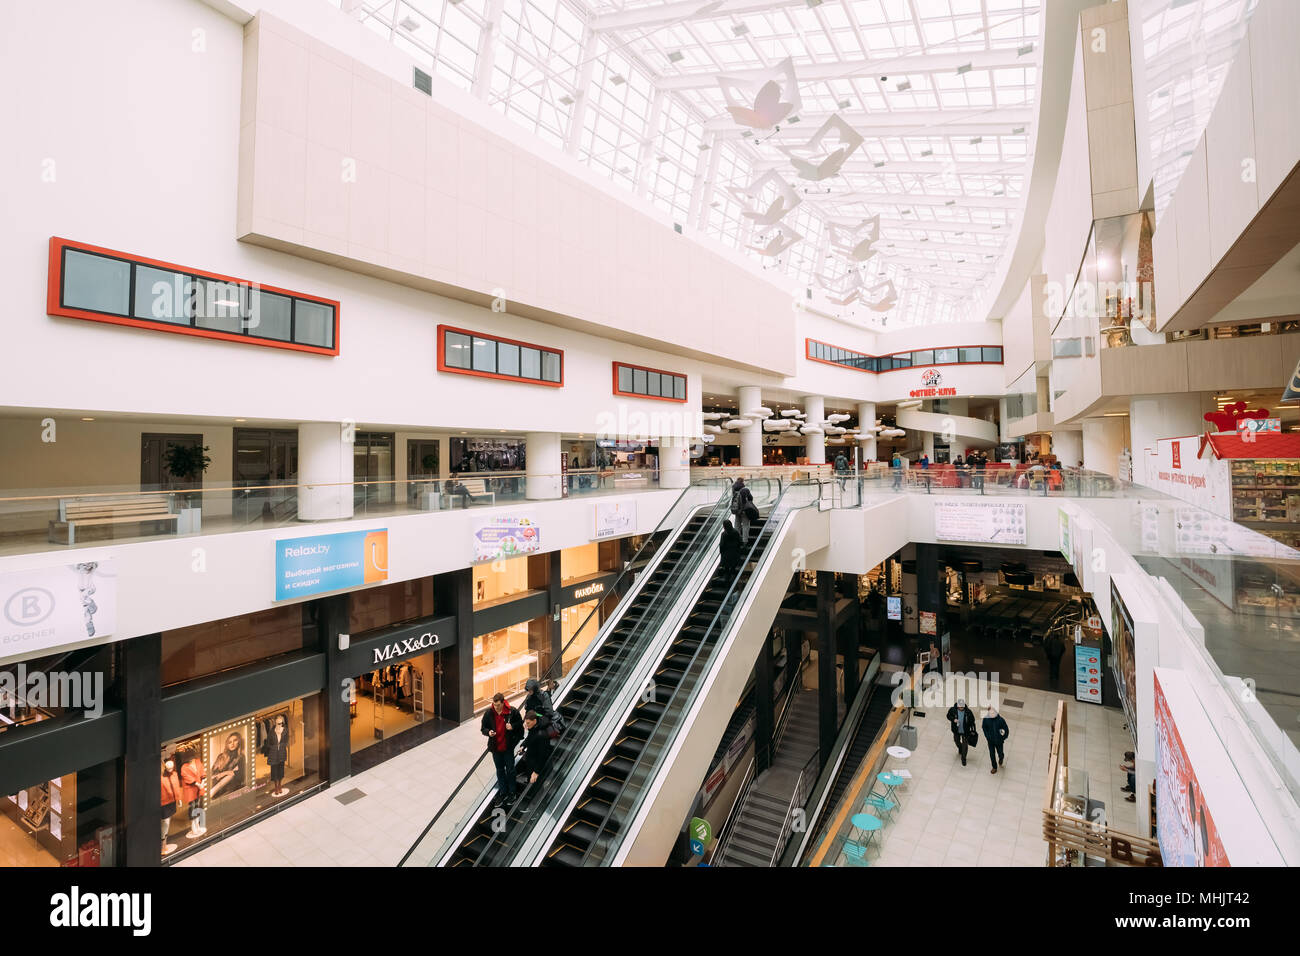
(934, 500, 1026, 545)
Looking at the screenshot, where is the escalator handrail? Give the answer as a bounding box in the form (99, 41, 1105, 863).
(571, 479, 826, 866)
(396, 478, 730, 867)
(460, 490, 738, 867)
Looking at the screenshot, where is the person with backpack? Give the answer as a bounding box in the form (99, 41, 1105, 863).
(982, 705, 1009, 774)
(730, 477, 754, 539)
(719, 519, 743, 576)
(946, 699, 977, 766)
(834, 451, 850, 492)
(523, 677, 564, 739)
(520, 710, 554, 786)
(481, 692, 524, 806)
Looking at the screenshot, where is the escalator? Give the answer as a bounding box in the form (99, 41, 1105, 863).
(541, 512, 784, 866)
(441, 507, 725, 868)
(818, 684, 896, 821)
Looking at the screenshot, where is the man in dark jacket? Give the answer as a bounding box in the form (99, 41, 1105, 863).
(481, 693, 524, 806)
(738, 499, 760, 545)
(730, 477, 753, 520)
(523, 677, 564, 737)
(982, 706, 1009, 773)
(520, 710, 554, 785)
(1043, 632, 1066, 682)
(720, 519, 743, 576)
(946, 699, 976, 766)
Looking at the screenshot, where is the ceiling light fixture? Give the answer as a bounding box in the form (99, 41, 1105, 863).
(559, 94, 574, 106)
(81, 417, 94, 422)
(1012, 126, 1025, 134)
(896, 80, 912, 92)
(1017, 43, 1035, 56)
(668, 50, 684, 63)
(956, 63, 972, 75)
(398, 14, 419, 30)
(732, 23, 749, 36)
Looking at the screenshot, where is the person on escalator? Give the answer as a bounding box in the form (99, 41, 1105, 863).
(730, 477, 753, 523)
(523, 677, 564, 739)
(739, 499, 760, 545)
(482, 693, 524, 807)
(520, 711, 554, 786)
(720, 519, 743, 577)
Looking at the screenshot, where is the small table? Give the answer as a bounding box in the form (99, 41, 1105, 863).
(878, 771, 906, 808)
(848, 811, 884, 860)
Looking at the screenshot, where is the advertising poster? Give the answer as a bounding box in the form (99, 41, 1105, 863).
(275, 530, 387, 601)
(886, 596, 902, 621)
(1151, 436, 1232, 519)
(1058, 508, 1071, 560)
(934, 499, 1027, 545)
(1074, 642, 1102, 704)
(919, 610, 936, 635)
(1154, 672, 1230, 866)
(474, 514, 541, 562)
(0, 560, 117, 660)
(1109, 579, 1137, 730)
(594, 500, 637, 540)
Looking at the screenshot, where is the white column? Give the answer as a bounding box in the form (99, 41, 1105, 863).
(299, 423, 353, 521)
(922, 431, 935, 459)
(857, 401, 877, 463)
(804, 395, 826, 465)
(1082, 418, 1128, 478)
(526, 431, 561, 500)
(659, 436, 690, 489)
(1129, 393, 1205, 486)
(1051, 429, 1083, 469)
(738, 386, 763, 467)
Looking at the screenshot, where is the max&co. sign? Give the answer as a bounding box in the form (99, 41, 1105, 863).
(373, 631, 441, 665)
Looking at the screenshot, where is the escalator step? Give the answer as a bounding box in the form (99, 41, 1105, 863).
(602, 755, 635, 777)
(561, 820, 601, 849)
(544, 844, 585, 867)
(573, 795, 613, 824)
(611, 738, 645, 760)
(588, 776, 623, 801)
(635, 700, 666, 720)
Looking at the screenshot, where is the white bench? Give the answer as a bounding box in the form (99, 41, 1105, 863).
(441, 478, 496, 509)
(49, 494, 179, 545)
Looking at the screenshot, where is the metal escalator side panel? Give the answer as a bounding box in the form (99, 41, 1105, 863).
(610, 504, 830, 866)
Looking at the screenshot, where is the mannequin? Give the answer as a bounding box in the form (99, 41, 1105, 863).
(179, 748, 207, 838)
(261, 713, 290, 798)
(161, 758, 182, 856)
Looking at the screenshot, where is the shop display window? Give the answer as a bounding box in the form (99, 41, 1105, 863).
(472, 620, 552, 710)
(474, 554, 548, 607)
(560, 599, 601, 673)
(349, 578, 435, 633)
(162, 604, 315, 687)
(161, 695, 323, 860)
(1, 761, 119, 868)
(559, 542, 617, 584)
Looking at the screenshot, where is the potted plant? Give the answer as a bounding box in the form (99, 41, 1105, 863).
(417, 453, 440, 510)
(163, 443, 212, 533)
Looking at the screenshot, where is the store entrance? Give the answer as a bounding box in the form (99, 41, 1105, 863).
(348, 649, 452, 767)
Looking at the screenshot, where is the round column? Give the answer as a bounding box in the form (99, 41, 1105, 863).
(922, 430, 935, 460)
(659, 436, 691, 489)
(525, 431, 561, 500)
(738, 386, 763, 467)
(804, 395, 826, 465)
(299, 422, 354, 521)
(857, 402, 877, 463)
(1051, 430, 1083, 469)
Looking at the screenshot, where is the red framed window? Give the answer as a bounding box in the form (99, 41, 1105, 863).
(46, 237, 340, 355)
(437, 325, 563, 387)
(805, 338, 1002, 373)
(612, 362, 687, 402)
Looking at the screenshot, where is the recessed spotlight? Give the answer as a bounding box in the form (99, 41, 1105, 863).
(920, 148, 933, 157)
(81, 417, 94, 422)
(235, 418, 247, 422)
(838, 99, 852, 109)
(787, 115, 800, 123)
(873, 160, 886, 168)
(944, 200, 955, 206)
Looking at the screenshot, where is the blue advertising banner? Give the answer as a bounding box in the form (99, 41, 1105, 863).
(275, 529, 388, 601)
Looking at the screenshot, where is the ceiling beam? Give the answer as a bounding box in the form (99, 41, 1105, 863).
(591, 0, 816, 33)
(712, 112, 1035, 138)
(655, 48, 1035, 90)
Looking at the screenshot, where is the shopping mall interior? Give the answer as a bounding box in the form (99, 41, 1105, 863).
(1, 0, 1297, 877)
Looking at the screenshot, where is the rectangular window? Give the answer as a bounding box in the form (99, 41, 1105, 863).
(438, 325, 564, 387)
(913, 350, 934, 366)
(49, 238, 339, 354)
(934, 348, 959, 364)
(959, 347, 983, 363)
(612, 362, 688, 402)
(805, 338, 1000, 374)
(983, 347, 1003, 363)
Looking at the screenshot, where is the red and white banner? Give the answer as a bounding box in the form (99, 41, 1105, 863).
(1150, 435, 1232, 519)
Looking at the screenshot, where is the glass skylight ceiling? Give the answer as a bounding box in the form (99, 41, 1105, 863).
(337, 0, 1042, 327)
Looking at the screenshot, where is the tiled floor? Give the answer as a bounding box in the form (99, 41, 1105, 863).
(175, 715, 487, 868)
(834, 685, 1136, 867)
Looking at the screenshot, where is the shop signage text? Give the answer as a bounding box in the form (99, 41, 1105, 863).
(373, 631, 442, 665)
(275, 530, 388, 601)
(0, 561, 117, 659)
(910, 368, 957, 398)
(572, 582, 605, 600)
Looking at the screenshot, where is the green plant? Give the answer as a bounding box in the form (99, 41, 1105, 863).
(421, 453, 437, 472)
(163, 444, 211, 506)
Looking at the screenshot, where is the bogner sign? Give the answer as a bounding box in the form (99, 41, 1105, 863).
(373, 631, 442, 665)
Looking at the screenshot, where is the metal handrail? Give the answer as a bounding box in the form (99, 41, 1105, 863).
(770, 748, 820, 866)
(707, 762, 756, 867)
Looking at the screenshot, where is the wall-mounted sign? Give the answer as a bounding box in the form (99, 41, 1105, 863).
(474, 515, 541, 562)
(1151, 436, 1231, 519)
(1074, 643, 1102, 705)
(886, 596, 902, 621)
(0, 561, 117, 660)
(594, 500, 637, 540)
(919, 610, 937, 635)
(909, 368, 957, 398)
(934, 499, 1027, 545)
(1154, 672, 1230, 866)
(342, 615, 457, 674)
(275, 530, 387, 601)
(1058, 508, 1071, 560)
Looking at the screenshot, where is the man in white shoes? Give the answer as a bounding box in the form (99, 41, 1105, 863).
(982, 705, 1009, 774)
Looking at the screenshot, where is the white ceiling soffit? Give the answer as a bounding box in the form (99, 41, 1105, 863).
(976, 0, 1098, 324)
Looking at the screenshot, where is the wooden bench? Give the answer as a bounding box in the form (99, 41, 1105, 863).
(49, 494, 179, 545)
(440, 478, 496, 509)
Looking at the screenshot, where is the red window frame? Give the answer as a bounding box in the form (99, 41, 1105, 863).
(46, 237, 340, 356)
(437, 324, 564, 387)
(804, 338, 1001, 374)
(612, 361, 688, 403)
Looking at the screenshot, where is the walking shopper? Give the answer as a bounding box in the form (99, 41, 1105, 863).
(739, 498, 760, 544)
(520, 710, 554, 786)
(720, 519, 743, 576)
(1043, 631, 1066, 683)
(481, 692, 524, 806)
(946, 699, 977, 766)
(891, 452, 903, 490)
(982, 706, 1009, 773)
(834, 451, 850, 492)
(972, 450, 987, 491)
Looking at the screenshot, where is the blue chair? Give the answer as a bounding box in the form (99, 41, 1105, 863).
(842, 842, 872, 867)
(862, 792, 897, 823)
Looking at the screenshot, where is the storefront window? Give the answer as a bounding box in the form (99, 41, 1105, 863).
(161, 695, 323, 859)
(474, 554, 547, 607)
(349, 578, 435, 633)
(560, 600, 600, 673)
(472, 620, 552, 710)
(451, 437, 526, 473)
(1, 760, 119, 867)
(161, 604, 315, 687)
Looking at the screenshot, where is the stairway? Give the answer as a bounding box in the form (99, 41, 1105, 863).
(719, 688, 821, 867)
